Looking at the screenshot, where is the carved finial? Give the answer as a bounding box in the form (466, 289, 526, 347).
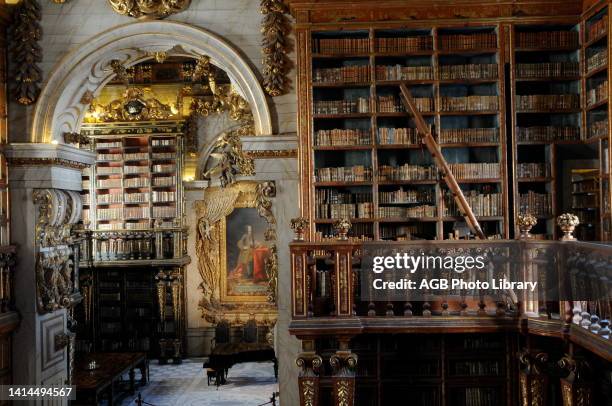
(557, 213, 580, 241)
(517, 213, 537, 240)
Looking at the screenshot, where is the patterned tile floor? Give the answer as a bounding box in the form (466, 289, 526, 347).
(118, 358, 279, 406)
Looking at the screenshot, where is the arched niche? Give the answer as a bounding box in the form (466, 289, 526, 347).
(31, 20, 272, 143)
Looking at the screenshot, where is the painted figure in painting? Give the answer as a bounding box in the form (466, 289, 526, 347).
(226, 208, 270, 296)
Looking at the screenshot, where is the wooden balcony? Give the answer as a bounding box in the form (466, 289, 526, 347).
(289, 239, 612, 361)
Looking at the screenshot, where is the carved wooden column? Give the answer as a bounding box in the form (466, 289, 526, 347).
(518, 349, 549, 406)
(291, 245, 309, 318)
(296, 340, 322, 406)
(333, 244, 354, 317)
(330, 340, 358, 406)
(559, 354, 592, 406)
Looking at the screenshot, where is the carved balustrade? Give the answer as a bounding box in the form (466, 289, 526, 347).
(78, 226, 188, 264)
(290, 240, 612, 351)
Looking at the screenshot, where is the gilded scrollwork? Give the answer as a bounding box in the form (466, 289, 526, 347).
(260, 0, 292, 97)
(86, 87, 176, 123)
(107, 0, 191, 19)
(34, 189, 83, 314)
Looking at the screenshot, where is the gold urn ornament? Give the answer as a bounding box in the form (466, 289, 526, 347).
(557, 213, 580, 241)
(333, 218, 352, 241)
(290, 217, 308, 241)
(517, 213, 537, 239)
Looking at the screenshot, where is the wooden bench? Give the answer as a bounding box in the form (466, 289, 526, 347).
(73, 352, 148, 405)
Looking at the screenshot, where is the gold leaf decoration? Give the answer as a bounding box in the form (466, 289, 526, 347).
(107, 0, 191, 19)
(260, 0, 291, 97)
(10, 0, 43, 105)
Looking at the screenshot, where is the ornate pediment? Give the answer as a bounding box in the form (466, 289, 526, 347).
(85, 87, 177, 123)
(107, 0, 191, 19)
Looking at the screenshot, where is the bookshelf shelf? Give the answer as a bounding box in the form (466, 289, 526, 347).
(585, 65, 608, 78)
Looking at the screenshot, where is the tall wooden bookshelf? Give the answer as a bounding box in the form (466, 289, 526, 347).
(510, 21, 582, 240)
(307, 25, 509, 241)
(81, 121, 184, 234)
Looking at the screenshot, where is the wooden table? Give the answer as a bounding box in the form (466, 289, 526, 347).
(73, 352, 149, 405)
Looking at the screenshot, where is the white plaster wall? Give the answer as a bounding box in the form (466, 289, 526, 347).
(8, 0, 297, 141)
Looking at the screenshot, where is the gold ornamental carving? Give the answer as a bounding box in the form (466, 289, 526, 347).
(34, 189, 83, 314)
(107, 0, 191, 19)
(195, 181, 277, 323)
(86, 87, 176, 123)
(260, 0, 292, 96)
(245, 149, 298, 159)
(201, 130, 255, 187)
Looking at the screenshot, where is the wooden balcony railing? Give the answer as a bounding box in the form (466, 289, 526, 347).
(290, 239, 612, 359)
(78, 226, 188, 267)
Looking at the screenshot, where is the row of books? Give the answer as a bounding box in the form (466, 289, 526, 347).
(124, 152, 149, 161)
(440, 95, 498, 112)
(152, 164, 175, 173)
(313, 38, 369, 54)
(98, 153, 122, 161)
(438, 33, 497, 50)
(96, 141, 122, 149)
(451, 360, 501, 376)
(380, 187, 435, 204)
(313, 66, 370, 84)
(315, 189, 372, 204)
(316, 203, 374, 219)
(460, 388, 500, 406)
(313, 98, 370, 115)
(587, 80, 608, 106)
(439, 63, 498, 80)
(378, 164, 436, 181)
(313, 228, 373, 242)
(97, 166, 122, 175)
(152, 191, 176, 203)
(439, 128, 498, 144)
(151, 139, 175, 147)
(519, 191, 552, 216)
(315, 129, 371, 146)
(375, 36, 433, 52)
(97, 207, 148, 221)
(516, 126, 580, 142)
(588, 119, 608, 138)
(95, 222, 150, 231)
(377, 127, 421, 145)
(124, 166, 149, 174)
(516, 94, 579, 111)
(575, 210, 599, 223)
(125, 192, 149, 203)
(517, 163, 551, 178)
(572, 179, 598, 193)
(125, 178, 150, 188)
(587, 50, 607, 72)
(97, 179, 122, 188)
(516, 31, 579, 49)
(152, 152, 175, 160)
(515, 62, 579, 79)
(314, 166, 373, 182)
(378, 95, 433, 112)
(98, 193, 123, 204)
(375, 65, 433, 81)
(587, 15, 608, 42)
(378, 205, 436, 218)
(153, 206, 176, 218)
(443, 191, 503, 217)
(153, 176, 176, 187)
(448, 162, 500, 179)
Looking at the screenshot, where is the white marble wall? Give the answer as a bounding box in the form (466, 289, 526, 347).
(8, 0, 297, 141)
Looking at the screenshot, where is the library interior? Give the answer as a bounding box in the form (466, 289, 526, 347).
(0, 0, 610, 405)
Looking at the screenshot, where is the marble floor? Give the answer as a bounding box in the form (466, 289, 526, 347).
(118, 359, 279, 406)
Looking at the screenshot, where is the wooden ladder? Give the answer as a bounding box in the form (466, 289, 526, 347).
(398, 83, 486, 240)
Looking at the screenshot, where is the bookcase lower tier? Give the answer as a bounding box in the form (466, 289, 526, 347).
(75, 266, 183, 359)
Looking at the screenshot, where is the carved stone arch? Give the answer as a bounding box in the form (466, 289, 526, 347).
(31, 20, 273, 143)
